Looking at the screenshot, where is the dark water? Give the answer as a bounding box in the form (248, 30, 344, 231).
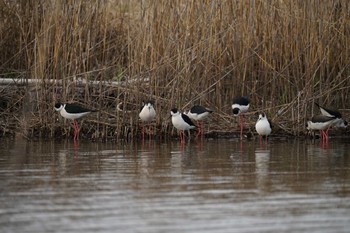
(0, 138, 350, 233)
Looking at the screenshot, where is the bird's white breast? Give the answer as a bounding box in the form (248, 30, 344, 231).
(139, 106, 156, 122)
(172, 114, 194, 130)
(255, 118, 272, 136)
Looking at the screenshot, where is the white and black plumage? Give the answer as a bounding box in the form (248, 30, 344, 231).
(187, 105, 213, 139)
(315, 103, 347, 129)
(54, 103, 98, 140)
(255, 113, 272, 144)
(232, 96, 250, 139)
(171, 108, 196, 143)
(139, 101, 156, 140)
(307, 115, 337, 143)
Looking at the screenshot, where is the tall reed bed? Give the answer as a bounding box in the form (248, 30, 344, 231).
(0, 0, 349, 139)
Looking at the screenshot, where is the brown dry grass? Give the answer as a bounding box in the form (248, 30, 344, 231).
(0, 0, 349, 140)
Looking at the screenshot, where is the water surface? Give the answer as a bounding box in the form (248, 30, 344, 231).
(1, 138, 350, 233)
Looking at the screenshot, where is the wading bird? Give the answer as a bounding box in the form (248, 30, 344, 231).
(232, 96, 250, 139)
(139, 101, 156, 140)
(55, 103, 98, 141)
(255, 113, 272, 144)
(171, 108, 196, 143)
(187, 105, 213, 139)
(307, 115, 336, 143)
(315, 103, 347, 137)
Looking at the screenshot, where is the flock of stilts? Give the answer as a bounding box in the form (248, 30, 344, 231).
(54, 96, 347, 143)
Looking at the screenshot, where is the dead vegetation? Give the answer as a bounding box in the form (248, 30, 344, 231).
(0, 0, 349, 140)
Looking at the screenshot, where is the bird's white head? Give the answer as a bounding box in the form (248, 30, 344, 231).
(232, 107, 240, 115)
(343, 120, 348, 128)
(54, 103, 64, 111)
(258, 112, 267, 121)
(306, 121, 311, 130)
(142, 100, 154, 110)
(145, 102, 153, 110)
(337, 119, 348, 128)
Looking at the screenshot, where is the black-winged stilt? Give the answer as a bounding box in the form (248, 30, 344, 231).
(54, 103, 98, 140)
(139, 101, 156, 140)
(315, 103, 347, 129)
(307, 115, 336, 143)
(187, 105, 213, 139)
(255, 113, 272, 144)
(171, 108, 196, 143)
(232, 96, 250, 139)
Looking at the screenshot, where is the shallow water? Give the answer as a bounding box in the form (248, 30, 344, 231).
(0, 138, 350, 233)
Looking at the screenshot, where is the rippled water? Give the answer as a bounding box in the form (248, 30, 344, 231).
(1, 138, 350, 233)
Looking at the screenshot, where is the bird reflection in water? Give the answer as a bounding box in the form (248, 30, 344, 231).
(255, 148, 271, 193)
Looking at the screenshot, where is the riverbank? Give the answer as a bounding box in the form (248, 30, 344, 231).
(1, 1, 350, 140)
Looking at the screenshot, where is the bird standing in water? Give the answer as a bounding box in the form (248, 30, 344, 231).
(314, 103, 347, 138)
(139, 101, 156, 140)
(255, 113, 272, 144)
(232, 96, 250, 140)
(187, 105, 213, 140)
(54, 103, 98, 141)
(171, 108, 196, 143)
(307, 115, 336, 143)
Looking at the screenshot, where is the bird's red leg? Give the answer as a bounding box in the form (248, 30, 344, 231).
(181, 130, 185, 143)
(73, 128, 77, 141)
(201, 121, 204, 140)
(73, 120, 80, 140)
(240, 115, 244, 140)
(322, 130, 326, 143)
(73, 120, 76, 140)
(320, 130, 327, 144)
(196, 121, 201, 139)
(76, 120, 80, 140)
(148, 125, 152, 140)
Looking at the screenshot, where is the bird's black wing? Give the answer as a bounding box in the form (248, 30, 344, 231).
(65, 104, 97, 113)
(181, 113, 197, 127)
